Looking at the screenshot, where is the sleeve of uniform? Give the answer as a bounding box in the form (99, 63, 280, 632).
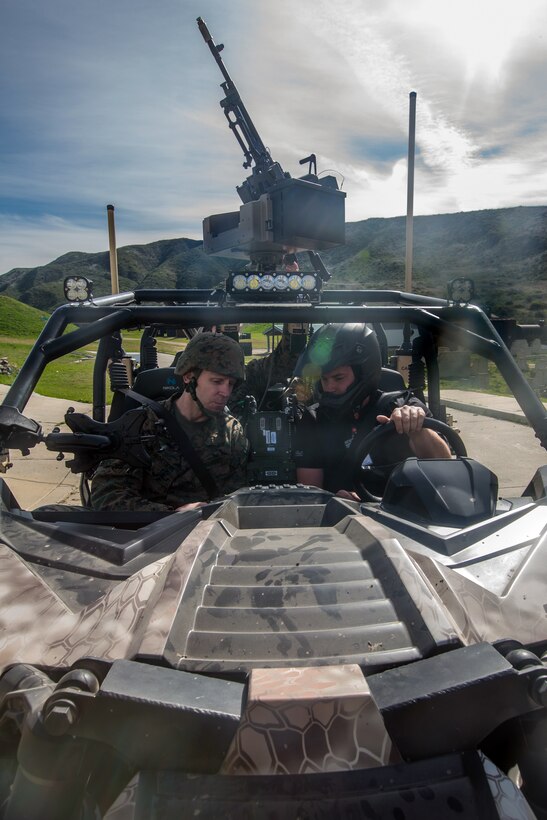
(90, 407, 173, 512)
(394, 392, 432, 416)
(369, 391, 435, 469)
(216, 415, 250, 495)
(90, 459, 172, 511)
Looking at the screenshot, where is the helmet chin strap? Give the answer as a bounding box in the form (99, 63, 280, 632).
(185, 376, 220, 419)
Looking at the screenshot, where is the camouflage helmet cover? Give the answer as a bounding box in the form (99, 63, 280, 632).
(174, 332, 245, 382)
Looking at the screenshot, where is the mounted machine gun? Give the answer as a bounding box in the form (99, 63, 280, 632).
(197, 17, 345, 293)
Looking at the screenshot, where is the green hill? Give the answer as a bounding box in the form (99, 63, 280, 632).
(0, 238, 231, 313)
(324, 207, 547, 319)
(0, 296, 50, 337)
(0, 206, 545, 321)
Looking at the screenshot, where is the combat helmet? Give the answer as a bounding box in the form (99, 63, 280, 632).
(294, 323, 382, 414)
(175, 332, 245, 383)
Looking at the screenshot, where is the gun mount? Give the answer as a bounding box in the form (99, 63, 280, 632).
(197, 17, 346, 270)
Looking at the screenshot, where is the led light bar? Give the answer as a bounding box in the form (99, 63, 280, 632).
(227, 271, 321, 300)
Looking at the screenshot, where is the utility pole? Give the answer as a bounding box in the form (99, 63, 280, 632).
(107, 204, 119, 295)
(405, 91, 417, 293)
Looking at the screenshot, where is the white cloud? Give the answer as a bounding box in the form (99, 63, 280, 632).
(1, 0, 547, 272)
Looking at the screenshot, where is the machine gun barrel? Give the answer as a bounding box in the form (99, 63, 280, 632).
(197, 17, 285, 201)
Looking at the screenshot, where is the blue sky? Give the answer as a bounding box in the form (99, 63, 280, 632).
(2, 0, 547, 272)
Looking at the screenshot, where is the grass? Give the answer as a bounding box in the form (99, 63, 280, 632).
(37, 353, 98, 403)
(439, 357, 545, 398)
(0, 296, 50, 337)
(440, 366, 512, 397)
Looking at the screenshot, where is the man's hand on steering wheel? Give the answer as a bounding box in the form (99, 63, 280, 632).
(377, 404, 426, 435)
(377, 406, 452, 459)
(335, 409, 453, 503)
(351, 417, 467, 502)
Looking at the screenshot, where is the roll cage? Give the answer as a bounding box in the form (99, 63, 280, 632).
(1, 287, 545, 452)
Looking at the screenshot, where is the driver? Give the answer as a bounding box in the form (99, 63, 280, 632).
(292, 323, 451, 500)
(90, 332, 249, 512)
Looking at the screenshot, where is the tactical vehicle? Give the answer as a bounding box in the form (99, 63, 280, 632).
(0, 17, 546, 820)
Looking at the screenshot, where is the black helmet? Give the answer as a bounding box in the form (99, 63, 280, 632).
(294, 323, 382, 413)
(175, 332, 245, 383)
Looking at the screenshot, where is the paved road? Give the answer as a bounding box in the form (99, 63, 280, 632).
(447, 408, 544, 497)
(0, 386, 92, 509)
(439, 388, 546, 496)
(0, 385, 544, 509)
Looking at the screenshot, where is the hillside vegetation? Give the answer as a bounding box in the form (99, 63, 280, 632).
(0, 296, 50, 337)
(324, 207, 547, 320)
(0, 206, 545, 321)
(0, 238, 230, 313)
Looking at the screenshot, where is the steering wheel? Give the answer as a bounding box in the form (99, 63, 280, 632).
(352, 417, 467, 502)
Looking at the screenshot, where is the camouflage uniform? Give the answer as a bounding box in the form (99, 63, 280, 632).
(90, 330, 300, 511)
(91, 395, 249, 511)
(229, 324, 305, 415)
(91, 333, 249, 512)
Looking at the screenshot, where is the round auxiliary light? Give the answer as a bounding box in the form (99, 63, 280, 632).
(448, 277, 475, 304)
(302, 274, 317, 291)
(247, 274, 260, 290)
(63, 276, 93, 302)
(232, 274, 247, 291)
(288, 274, 302, 290)
(260, 274, 275, 290)
(274, 274, 288, 290)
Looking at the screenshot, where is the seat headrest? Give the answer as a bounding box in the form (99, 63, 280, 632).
(379, 367, 406, 391)
(132, 367, 180, 400)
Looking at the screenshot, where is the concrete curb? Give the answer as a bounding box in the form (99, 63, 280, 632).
(443, 399, 529, 426)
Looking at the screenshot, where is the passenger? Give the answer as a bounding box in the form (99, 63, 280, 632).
(229, 321, 309, 417)
(91, 333, 249, 512)
(292, 323, 451, 500)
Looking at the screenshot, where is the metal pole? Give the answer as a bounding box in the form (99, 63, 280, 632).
(107, 204, 120, 295)
(405, 91, 417, 293)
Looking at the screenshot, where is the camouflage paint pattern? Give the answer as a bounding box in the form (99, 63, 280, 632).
(221, 664, 400, 775)
(409, 539, 547, 647)
(138, 519, 220, 659)
(0, 541, 171, 668)
(2, 503, 547, 676)
(0, 494, 543, 820)
(103, 776, 138, 820)
(99, 698, 536, 820)
(480, 753, 537, 820)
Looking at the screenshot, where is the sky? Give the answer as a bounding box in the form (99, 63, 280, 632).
(1, 0, 547, 273)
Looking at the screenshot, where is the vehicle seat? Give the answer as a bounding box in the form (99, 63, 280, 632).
(110, 367, 181, 417)
(132, 367, 180, 401)
(379, 367, 406, 391)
